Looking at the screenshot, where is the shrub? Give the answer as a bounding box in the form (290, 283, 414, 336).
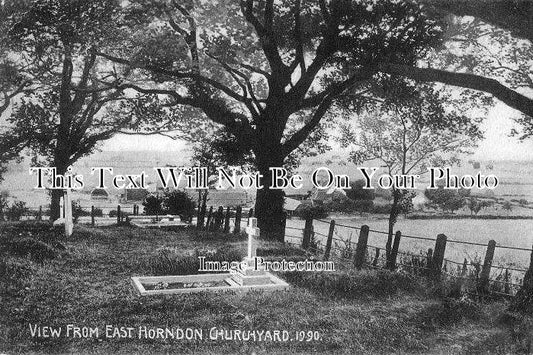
(324, 199, 355, 213)
(0, 191, 8, 221)
(142, 194, 165, 215)
(424, 187, 468, 213)
(296, 205, 328, 220)
(353, 199, 374, 213)
(502, 201, 513, 212)
(371, 204, 392, 214)
(163, 190, 195, 220)
(5, 200, 28, 221)
(72, 202, 89, 222)
(345, 179, 375, 201)
(92, 207, 103, 217)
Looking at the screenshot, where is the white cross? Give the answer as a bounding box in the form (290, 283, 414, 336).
(59, 196, 64, 218)
(64, 189, 73, 237)
(245, 217, 260, 259)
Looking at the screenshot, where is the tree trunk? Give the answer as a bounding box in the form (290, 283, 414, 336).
(254, 149, 286, 242)
(49, 157, 69, 221)
(50, 47, 74, 222)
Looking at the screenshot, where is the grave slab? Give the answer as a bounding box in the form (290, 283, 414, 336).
(130, 217, 289, 296)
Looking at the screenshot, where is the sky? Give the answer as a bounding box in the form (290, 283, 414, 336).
(100, 100, 533, 161)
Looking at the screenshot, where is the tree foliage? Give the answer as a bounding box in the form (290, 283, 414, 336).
(93, 0, 444, 240)
(345, 179, 376, 202)
(142, 190, 195, 219)
(424, 187, 470, 213)
(0, 0, 165, 218)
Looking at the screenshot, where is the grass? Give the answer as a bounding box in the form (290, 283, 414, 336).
(0, 221, 530, 354)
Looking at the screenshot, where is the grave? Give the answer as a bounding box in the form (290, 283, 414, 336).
(127, 214, 189, 228)
(131, 218, 289, 296)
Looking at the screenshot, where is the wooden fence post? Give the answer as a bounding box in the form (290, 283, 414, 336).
(302, 217, 313, 249)
(504, 269, 510, 294)
(197, 196, 207, 229)
(280, 213, 287, 243)
(234, 206, 242, 234)
(223, 207, 231, 233)
(387, 231, 402, 270)
(461, 258, 468, 276)
(117, 205, 121, 224)
(213, 206, 224, 231)
(432, 234, 447, 277)
(354, 225, 370, 268)
(372, 248, 380, 267)
(91, 206, 95, 226)
(324, 220, 335, 260)
(196, 204, 201, 229)
(479, 239, 496, 293)
(205, 206, 213, 231)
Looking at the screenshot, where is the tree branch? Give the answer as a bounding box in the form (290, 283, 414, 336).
(380, 63, 533, 118)
(240, 0, 288, 77)
(282, 95, 334, 156)
(96, 51, 250, 104)
(0, 80, 31, 116)
(292, 0, 306, 74)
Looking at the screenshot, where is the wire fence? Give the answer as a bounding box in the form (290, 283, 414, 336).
(288, 217, 532, 298)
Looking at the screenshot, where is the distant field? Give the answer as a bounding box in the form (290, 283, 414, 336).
(286, 217, 533, 270)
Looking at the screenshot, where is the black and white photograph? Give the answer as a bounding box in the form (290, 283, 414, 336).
(1, 0, 533, 353)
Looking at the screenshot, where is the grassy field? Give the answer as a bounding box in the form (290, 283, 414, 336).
(0, 222, 530, 354)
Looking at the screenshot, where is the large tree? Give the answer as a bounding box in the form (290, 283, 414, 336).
(0, 0, 157, 219)
(96, 0, 444, 240)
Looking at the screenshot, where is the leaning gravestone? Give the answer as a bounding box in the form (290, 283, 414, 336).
(52, 189, 73, 237)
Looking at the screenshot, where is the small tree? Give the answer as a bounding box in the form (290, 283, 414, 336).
(0, 191, 9, 221)
(467, 197, 494, 216)
(142, 194, 164, 215)
(425, 187, 468, 214)
(6, 200, 28, 221)
(341, 81, 481, 262)
(502, 201, 513, 214)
